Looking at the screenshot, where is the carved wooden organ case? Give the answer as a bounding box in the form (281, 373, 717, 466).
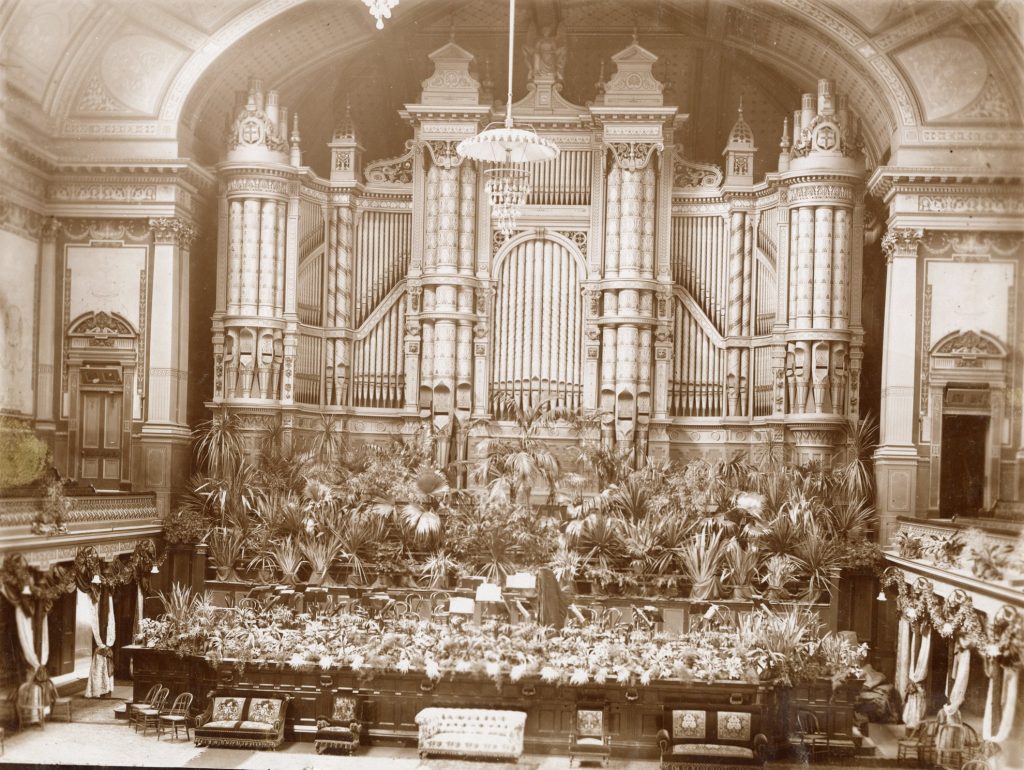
(211, 42, 866, 466)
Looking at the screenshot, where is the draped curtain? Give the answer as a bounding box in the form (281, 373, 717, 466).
(902, 626, 931, 730)
(85, 593, 115, 698)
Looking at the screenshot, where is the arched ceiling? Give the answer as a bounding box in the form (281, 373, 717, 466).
(2, 0, 1022, 175)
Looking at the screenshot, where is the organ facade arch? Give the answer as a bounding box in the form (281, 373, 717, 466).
(208, 36, 869, 477)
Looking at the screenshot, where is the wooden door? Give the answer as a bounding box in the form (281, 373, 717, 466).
(46, 592, 76, 677)
(80, 390, 123, 489)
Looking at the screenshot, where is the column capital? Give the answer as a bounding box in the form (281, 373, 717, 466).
(605, 141, 662, 171)
(881, 227, 923, 263)
(40, 216, 62, 242)
(148, 216, 196, 246)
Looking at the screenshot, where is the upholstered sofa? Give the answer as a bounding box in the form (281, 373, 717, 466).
(656, 707, 768, 770)
(194, 691, 292, 750)
(415, 707, 526, 761)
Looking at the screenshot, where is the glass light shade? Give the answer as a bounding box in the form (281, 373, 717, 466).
(362, 0, 399, 30)
(91, 574, 102, 585)
(151, 564, 160, 574)
(484, 167, 531, 236)
(876, 590, 886, 602)
(456, 126, 558, 165)
(21, 584, 32, 596)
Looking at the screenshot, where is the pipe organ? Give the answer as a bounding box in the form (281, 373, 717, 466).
(211, 44, 865, 467)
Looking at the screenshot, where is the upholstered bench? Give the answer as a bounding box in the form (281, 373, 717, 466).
(194, 692, 292, 750)
(415, 707, 526, 761)
(656, 707, 768, 770)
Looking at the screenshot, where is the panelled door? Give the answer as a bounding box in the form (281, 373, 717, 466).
(79, 389, 123, 489)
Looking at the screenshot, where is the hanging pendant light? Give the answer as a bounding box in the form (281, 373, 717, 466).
(456, 0, 558, 236)
(362, 0, 399, 30)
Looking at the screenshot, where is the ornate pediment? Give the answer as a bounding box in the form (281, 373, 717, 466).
(420, 41, 480, 106)
(68, 311, 136, 338)
(597, 40, 664, 108)
(932, 329, 1005, 358)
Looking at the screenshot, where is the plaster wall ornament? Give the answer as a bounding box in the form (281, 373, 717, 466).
(364, 144, 416, 186)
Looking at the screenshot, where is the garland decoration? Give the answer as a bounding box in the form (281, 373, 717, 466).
(0, 540, 165, 611)
(881, 568, 1023, 669)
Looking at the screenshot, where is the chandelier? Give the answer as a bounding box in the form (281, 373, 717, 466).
(456, 0, 558, 235)
(362, 0, 399, 30)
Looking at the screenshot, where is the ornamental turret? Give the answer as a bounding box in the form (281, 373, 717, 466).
(329, 103, 363, 184)
(723, 101, 756, 186)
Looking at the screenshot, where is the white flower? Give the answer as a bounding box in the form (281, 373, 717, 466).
(288, 652, 307, 669)
(455, 659, 471, 673)
(570, 668, 589, 686)
(510, 664, 528, 682)
(540, 666, 559, 683)
(735, 492, 765, 515)
(485, 661, 501, 679)
(941, 623, 954, 637)
(639, 669, 652, 686)
(616, 666, 631, 683)
(985, 644, 1000, 658)
(397, 657, 411, 674)
(904, 608, 918, 621)
(425, 659, 441, 681)
(350, 654, 365, 671)
(318, 655, 334, 670)
(594, 668, 608, 684)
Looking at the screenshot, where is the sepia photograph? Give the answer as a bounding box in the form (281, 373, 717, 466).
(0, 1, 1022, 769)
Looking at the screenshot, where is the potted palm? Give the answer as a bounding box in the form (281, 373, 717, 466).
(723, 540, 759, 600)
(761, 553, 799, 601)
(679, 529, 725, 601)
(299, 531, 343, 586)
(270, 536, 306, 586)
(207, 526, 245, 581)
(420, 550, 461, 589)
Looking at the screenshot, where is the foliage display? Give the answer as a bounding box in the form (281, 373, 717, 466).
(179, 410, 881, 602)
(136, 593, 865, 689)
(0, 417, 49, 491)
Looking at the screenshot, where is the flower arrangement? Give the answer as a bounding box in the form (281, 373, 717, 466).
(135, 601, 868, 689)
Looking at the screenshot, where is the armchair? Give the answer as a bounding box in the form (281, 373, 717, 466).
(569, 704, 611, 767)
(314, 690, 363, 755)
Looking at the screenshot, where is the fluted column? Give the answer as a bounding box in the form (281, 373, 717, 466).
(35, 219, 60, 432)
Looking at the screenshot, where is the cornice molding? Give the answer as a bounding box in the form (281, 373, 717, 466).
(867, 166, 1023, 199)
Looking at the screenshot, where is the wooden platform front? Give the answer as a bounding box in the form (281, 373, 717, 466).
(127, 646, 784, 758)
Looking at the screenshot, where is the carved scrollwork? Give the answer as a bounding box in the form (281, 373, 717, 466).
(672, 153, 723, 189)
(423, 140, 465, 170)
(364, 144, 416, 186)
(933, 329, 1004, 357)
(606, 141, 661, 171)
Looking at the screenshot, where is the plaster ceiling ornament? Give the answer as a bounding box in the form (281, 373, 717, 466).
(362, 0, 399, 30)
(456, 0, 558, 236)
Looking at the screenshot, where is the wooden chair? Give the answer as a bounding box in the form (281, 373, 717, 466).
(793, 709, 829, 761)
(43, 679, 72, 723)
(896, 718, 939, 766)
(127, 684, 162, 729)
(935, 720, 981, 769)
(960, 760, 991, 770)
(157, 692, 194, 741)
(134, 688, 169, 736)
(569, 704, 611, 767)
